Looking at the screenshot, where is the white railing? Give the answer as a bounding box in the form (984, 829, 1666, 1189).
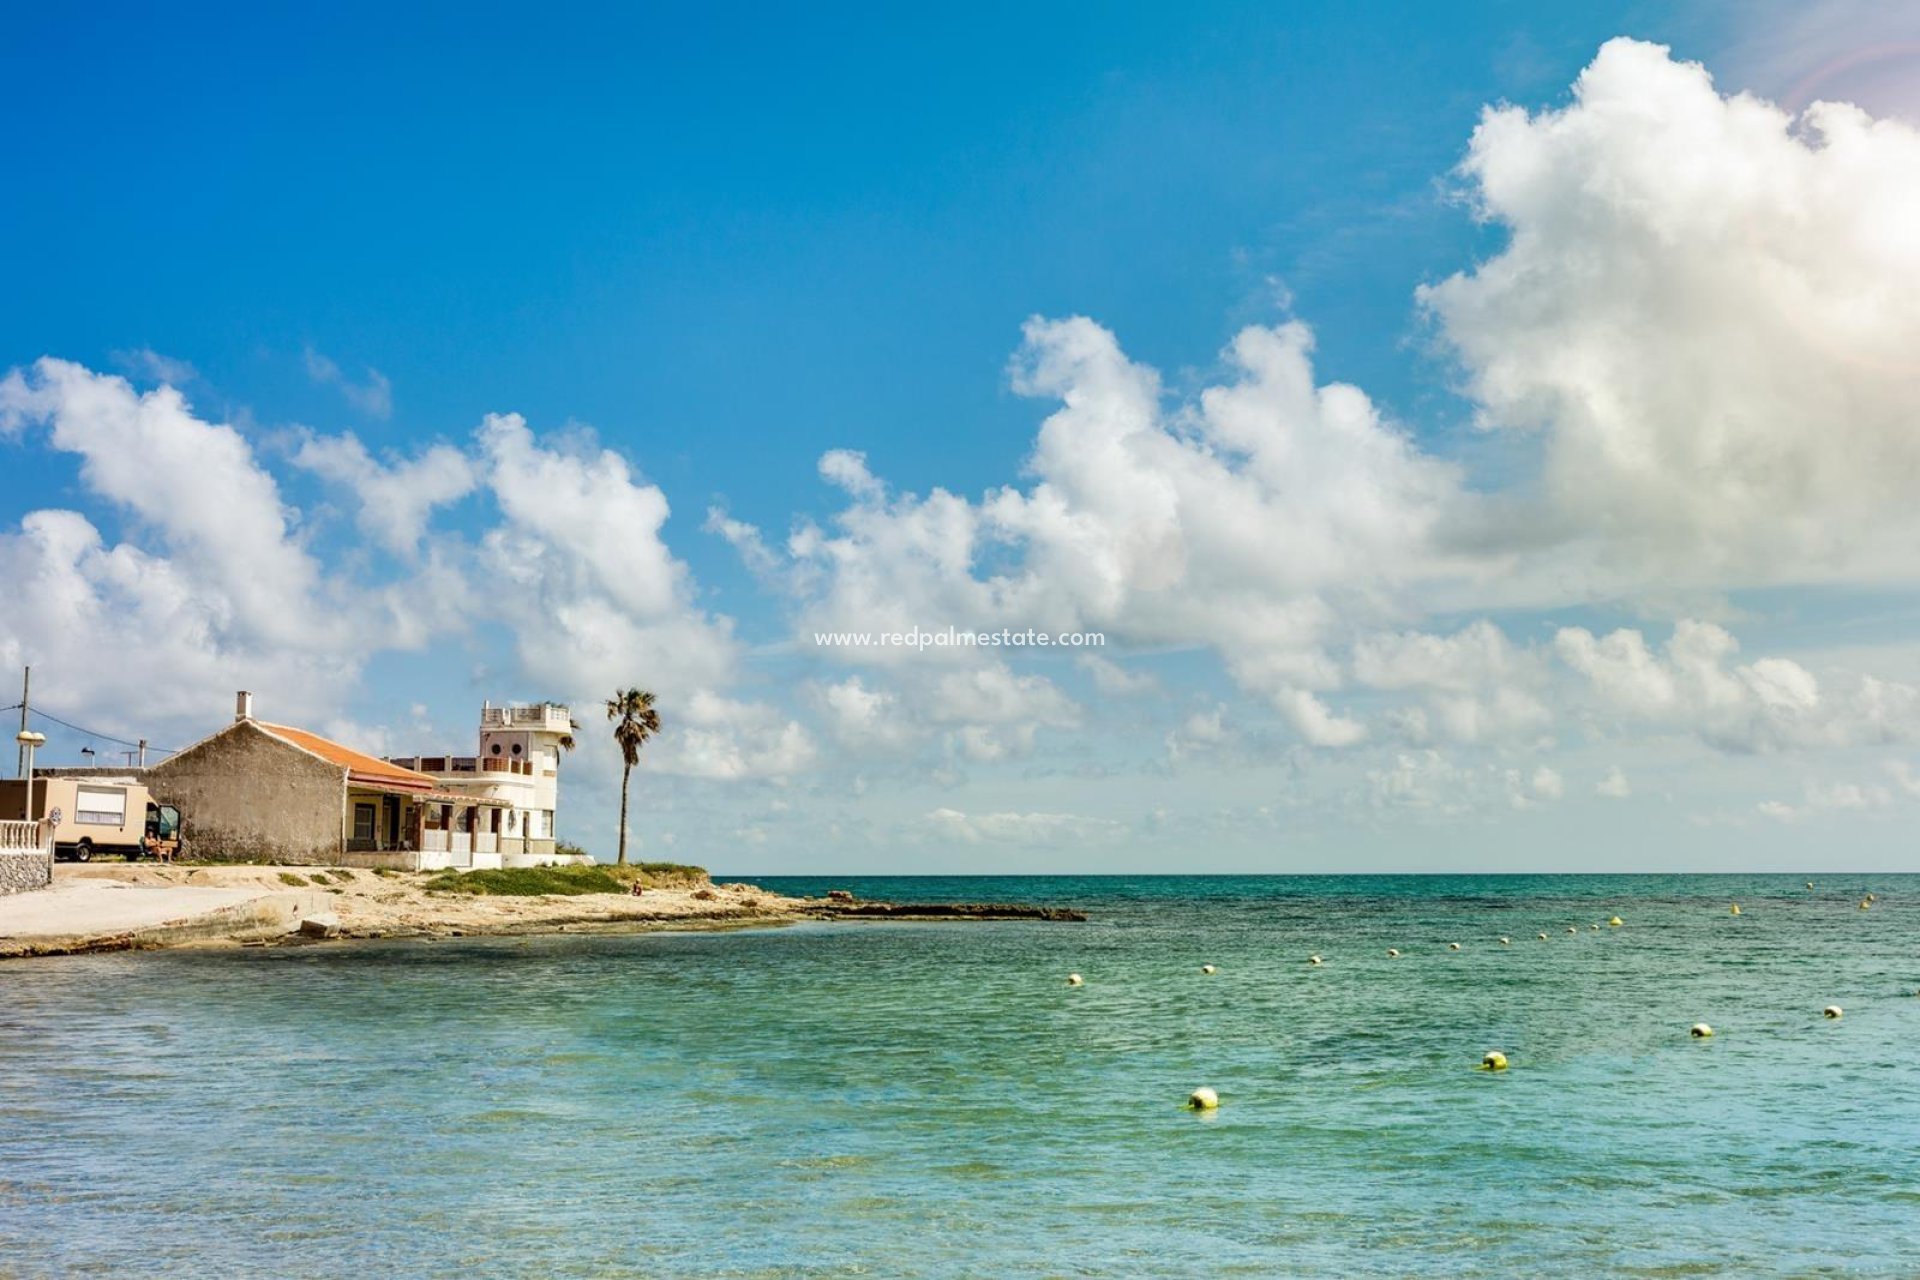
(0, 819, 52, 852)
(481, 704, 572, 731)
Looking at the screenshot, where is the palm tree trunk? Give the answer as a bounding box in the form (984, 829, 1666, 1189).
(617, 761, 632, 866)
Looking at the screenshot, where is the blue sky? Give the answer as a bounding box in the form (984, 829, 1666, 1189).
(7, 1, 1920, 871)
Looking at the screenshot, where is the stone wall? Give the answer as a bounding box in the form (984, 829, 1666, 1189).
(0, 848, 52, 895)
(147, 722, 346, 864)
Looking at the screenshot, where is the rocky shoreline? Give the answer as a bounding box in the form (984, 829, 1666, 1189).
(0, 864, 1083, 959)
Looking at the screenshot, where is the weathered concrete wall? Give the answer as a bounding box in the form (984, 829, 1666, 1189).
(0, 849, 52, 895)
(148, 722, 344, 864)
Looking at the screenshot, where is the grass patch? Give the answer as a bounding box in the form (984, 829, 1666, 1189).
(606, 861, 708, 887)
(422, 861, 710, 896)
(422, 864, 629, 896)
(277, 872, 310, 887)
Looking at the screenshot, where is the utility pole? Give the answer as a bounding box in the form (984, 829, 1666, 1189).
(15, 666, 28, 779)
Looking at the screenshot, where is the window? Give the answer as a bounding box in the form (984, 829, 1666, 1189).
(489, 742, 502, 755)
(511, 743, 523, 756)
(75, 786, 127, 826)
(352, 804, 376, 842)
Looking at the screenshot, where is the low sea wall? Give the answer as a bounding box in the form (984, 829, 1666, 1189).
(0, 848, 53, 896)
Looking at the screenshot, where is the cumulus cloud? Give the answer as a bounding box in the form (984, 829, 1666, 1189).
(649, 692, 816, 781)
(1595, 765, 1632, 799)
(1, 359, 333, 648)
(474, 412, 739, 701)
(1352, 620, 1552, 744)
(1422, 37, 1920, 587)
(730, 315, 1464, 746)
(293, 431, 477, 555)
(0, 364, 371, 732)
(810, 676, 915, 749)
(1554, 619, 1920, 751)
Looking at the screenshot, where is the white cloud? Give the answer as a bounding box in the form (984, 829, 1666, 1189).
(703, 506, 779, 576)
(1, 359, 332, 648)
(1421, 37, 1920, 588)
(926, 664, 1079, 729)
(303, 347, 394, 420)
(474, 412, 739, 701)
(1595, 765, 1632, 799)
(810, 676, 915, 749)
(923, 806, 1126, 845)
(1351, 621, 1551, 744)
(1555, 619, 1920, 751)
(293, 431, 477, 555)
(111, 348, 197, 386)
(650, 692, 817, 781)
(1076, 653, 1158, 697)
(0, 364, 382, 736)
(732, 315, 1464, 745)
(1165, 703, 1232, 767)
(1529, 765, 1565, 801)
(1758, 779, 1892, 822)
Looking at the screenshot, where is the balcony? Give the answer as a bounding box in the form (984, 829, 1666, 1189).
(389, 755, 534, 777)
(480, 703, 573, 732)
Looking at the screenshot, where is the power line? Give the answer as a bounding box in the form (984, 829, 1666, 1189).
(0, 703, 177, 757)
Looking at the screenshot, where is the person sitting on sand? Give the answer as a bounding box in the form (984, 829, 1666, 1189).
(629, 880, 644, 897)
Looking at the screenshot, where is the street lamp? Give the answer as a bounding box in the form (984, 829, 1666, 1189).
(15, 730, 45, 823)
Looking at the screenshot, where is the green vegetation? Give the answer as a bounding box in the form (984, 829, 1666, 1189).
(422, 864, 626, 896)
(278, 872, 310, 886)
(422, 861, 709, 896)
(553, 841, 591, 860)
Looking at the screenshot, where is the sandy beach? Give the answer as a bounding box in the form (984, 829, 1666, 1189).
(0, 864, 1083, 958)
(0, 864, 817, 957)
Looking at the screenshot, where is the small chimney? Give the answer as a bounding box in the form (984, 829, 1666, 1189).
(235, 690, 254, 722)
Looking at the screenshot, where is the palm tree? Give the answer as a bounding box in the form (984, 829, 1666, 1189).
(605, 688, 661, 867)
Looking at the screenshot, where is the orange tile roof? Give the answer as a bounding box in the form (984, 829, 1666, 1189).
(255, 722, 437, 791)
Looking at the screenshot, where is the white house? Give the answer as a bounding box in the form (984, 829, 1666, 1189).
(387, 701, 578, 864)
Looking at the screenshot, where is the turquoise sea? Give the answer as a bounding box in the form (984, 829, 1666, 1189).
(4, 874, 1919, 1277)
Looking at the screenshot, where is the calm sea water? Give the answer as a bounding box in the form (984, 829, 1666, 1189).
(3, 874, 1918, 1277)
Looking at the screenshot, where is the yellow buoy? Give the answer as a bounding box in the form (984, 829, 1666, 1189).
(1690, 1023, 1714, 1038)
(1823, 1005, 1843, 1020)
(1730, 903, 1741, 915)
(1066, 973, 1084, 987)
(1806, 882, 1814, 890)
(1201, 964, 1216, 975)
(1537, 933, 1548, 941)
(1386, 948, 1401, 958)
(1567, 926, 1579, 934)
(1308, 954, 1323, 966)
(1481, 1050, 1509, 1071)
(1448, 942, 1462, 951)
(1187, 1087, 1219, 1110)
(1866, 893, 1875, 902)
(1608, 916, 1623, 927)
(1860, 899, 1871, 910)
(1499, 936, 1511, 945)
